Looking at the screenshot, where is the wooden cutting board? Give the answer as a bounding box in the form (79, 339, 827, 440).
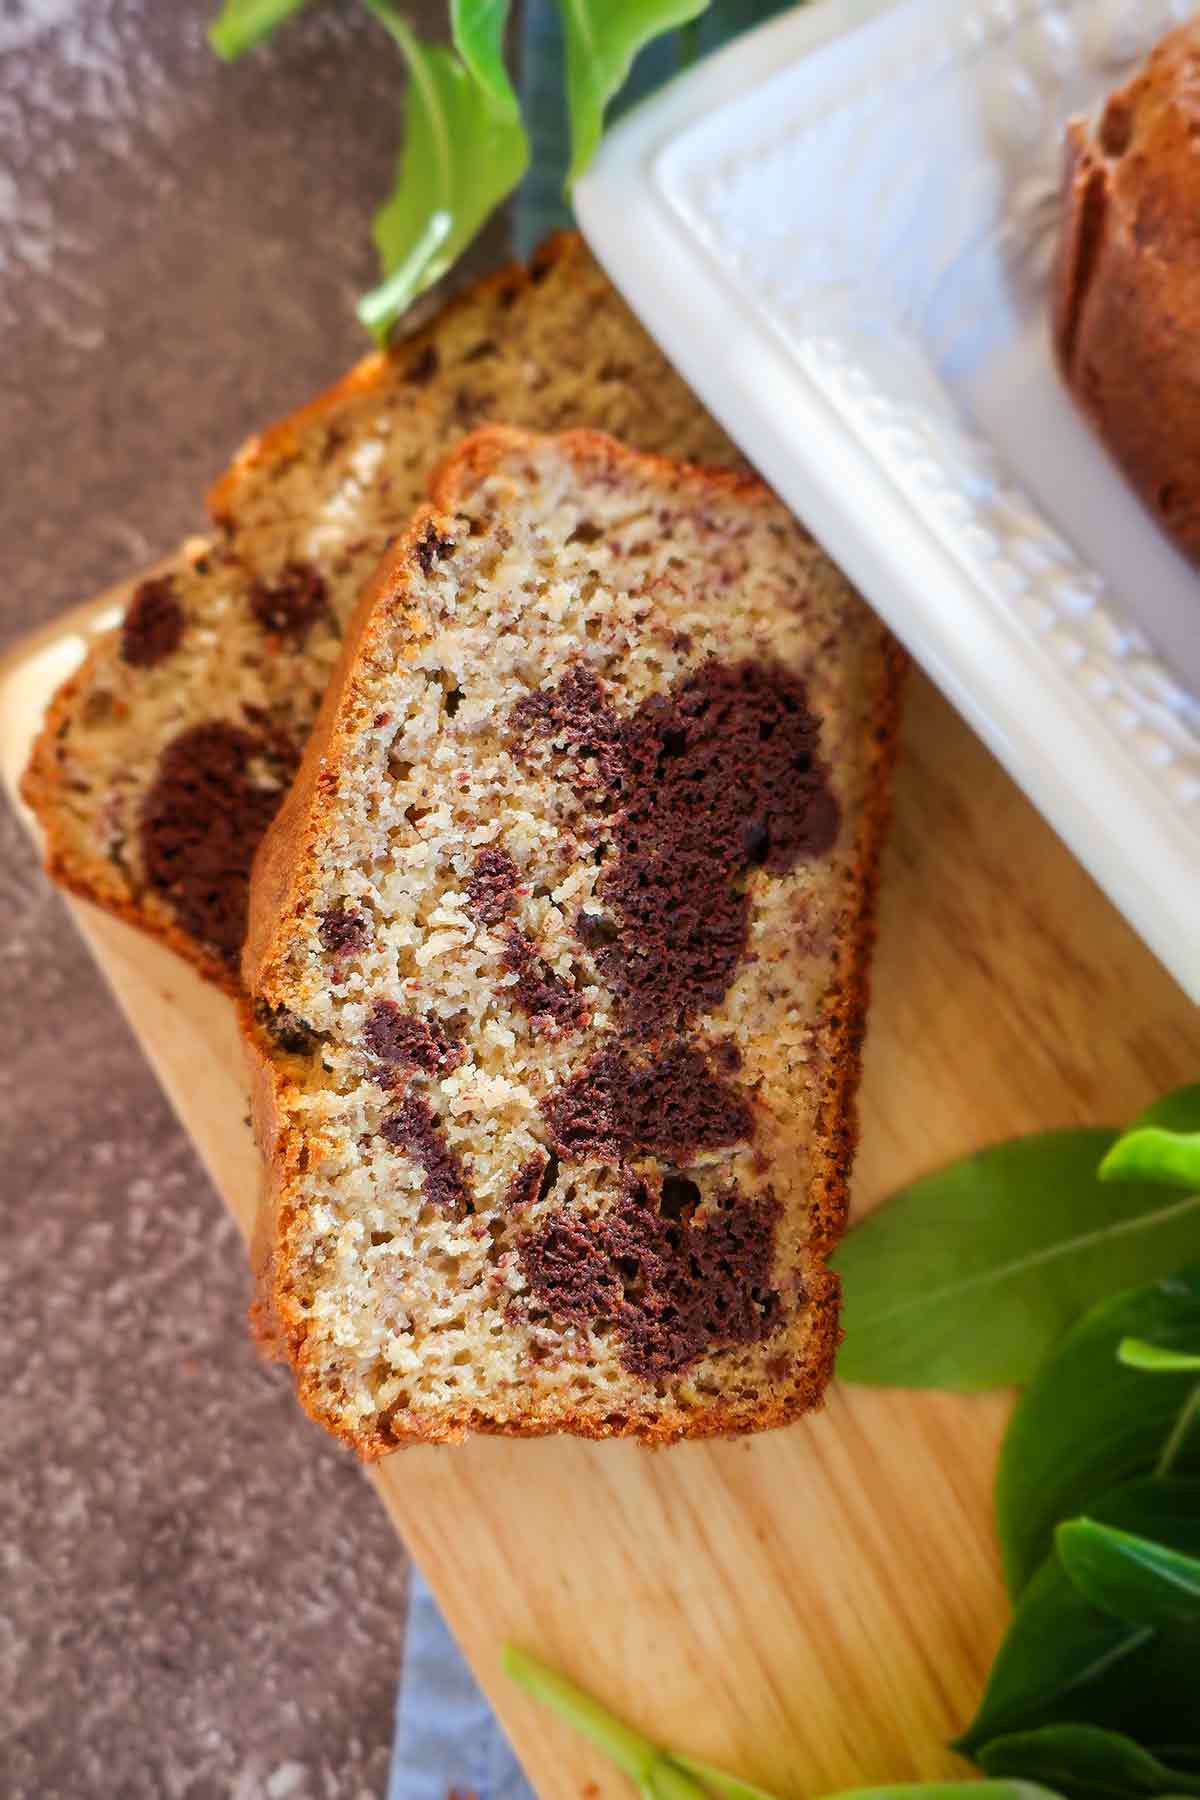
(4, 595, 1198, 1799)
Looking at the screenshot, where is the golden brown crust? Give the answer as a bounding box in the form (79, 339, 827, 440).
(243, 426, 906, 1458)
(806, 631, 909, 1265)
(208, 233, 584, 526)
(1052, 20, 1200, 559)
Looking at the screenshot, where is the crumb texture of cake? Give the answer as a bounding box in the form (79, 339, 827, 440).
(243, 427, 904, 1454)
(22, 236, 741, 987)
(1053, 18, 1200, 561)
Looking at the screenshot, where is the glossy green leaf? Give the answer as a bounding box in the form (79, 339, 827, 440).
(450, 0, 520, 120)
(833, 1132, 1200, 1391)
(358, 3, 529, 340)
(976, 1726, 1200, 1800)
(1100, 1087, 1200, 1191)
(556, 0, 708, 184)
(958, 1480, 1200, 1753)
(996, 1272, 1200, 1594)
(1119, 1339, 1200, 1374)
(1058, 1516, 1200, 1628)
(207, 0, 312, 59)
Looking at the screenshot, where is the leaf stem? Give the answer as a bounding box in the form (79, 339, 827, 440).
(1157, 1382, 1200, 1476)
(502, 1645, 662, 1784)
(357, 210, 453, 334)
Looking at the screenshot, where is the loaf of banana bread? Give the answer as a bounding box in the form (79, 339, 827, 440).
(1053, 19, 1200, 561)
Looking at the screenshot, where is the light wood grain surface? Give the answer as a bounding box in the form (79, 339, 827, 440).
(3, 599, 1198, 1799)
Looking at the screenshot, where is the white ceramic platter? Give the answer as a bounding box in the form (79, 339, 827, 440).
(575, 0, 1200, 1002)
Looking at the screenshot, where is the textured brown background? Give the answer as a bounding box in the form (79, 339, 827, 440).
(1, 3, 504, 1794)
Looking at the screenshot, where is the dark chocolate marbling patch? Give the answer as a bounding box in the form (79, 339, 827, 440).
(502, 932, 589, 1038)
(520, 1172, 782, 1379)
(364, 1000, 462, 1077)
(465, 846, 520, 926)
(249, 561, 328, 642)
(140, 721, 298, 963)
(319, 905, 369, 958)
(379, 1094, 469, 1218)
(511, 657, 839, 1034)
(121, 576, 185, 668)
(542, 1040, 752, 1165)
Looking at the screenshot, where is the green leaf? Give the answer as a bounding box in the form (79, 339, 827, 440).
(1101, 1086, 1200, 1191)
(832, 1132, 1200, 1391)
(821, 1789, 1064, 1800)
(555, 0, 708, 184)
(207, 0, 312, 59)
(958, 1479, 1200, 1753)
(450, 0, 520, 120)
(1120, 1340, 1200, 1374)
(977, 1726, 1200, 1800)
(357, 3, 529, 340)
(995, 1272, 1200, 1595)
(1058, 1516, 1200, 1629)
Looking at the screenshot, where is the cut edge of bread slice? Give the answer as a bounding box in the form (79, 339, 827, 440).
(242, 425, 905, 1457)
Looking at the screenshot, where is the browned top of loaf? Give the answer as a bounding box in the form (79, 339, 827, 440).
(1052, 18, 1200, 559)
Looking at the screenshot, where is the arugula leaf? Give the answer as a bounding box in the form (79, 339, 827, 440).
(959, 1480, 1200, 1753)
(1120, 1340, 1200, 1374)
(450, 0, 520, 120)
(1058, 1517, 1200, 1629)
(995, 1274, 1200, 1594)
(208, 0, 312, 60)
(556, 0, 709, 184)
(833, 1132, 1200, 1391)
(357, 2, 528, 341)
(977, 1726, 1200, 1800)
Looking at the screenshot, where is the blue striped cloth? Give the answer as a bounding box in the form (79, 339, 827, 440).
(387, 1568, 530, 1800)
(389, 6, 795, 1795)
